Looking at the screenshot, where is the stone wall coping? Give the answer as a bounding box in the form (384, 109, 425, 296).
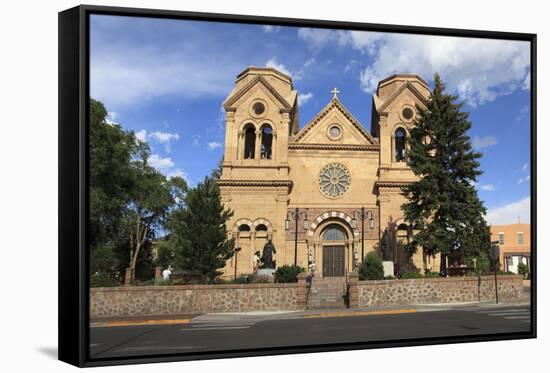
(91, 282, 302, 292)
(358, 275, 522, 285)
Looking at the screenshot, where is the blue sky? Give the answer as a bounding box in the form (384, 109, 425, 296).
(90, 15, 531, 225)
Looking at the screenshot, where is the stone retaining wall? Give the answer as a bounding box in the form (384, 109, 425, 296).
(356, 275, 524, 307)
(91, 282, 305, 319)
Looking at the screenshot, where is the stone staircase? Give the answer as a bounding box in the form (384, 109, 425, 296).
(307, 276, 348, 309)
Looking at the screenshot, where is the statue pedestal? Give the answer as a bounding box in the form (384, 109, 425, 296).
(382, 261, 394, 278)
(256, 268, 276, 280)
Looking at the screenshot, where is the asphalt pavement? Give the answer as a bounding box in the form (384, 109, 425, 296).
(89, 303, 532, 359)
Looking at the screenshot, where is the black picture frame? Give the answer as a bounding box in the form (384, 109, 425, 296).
(58, 4, 537, 367)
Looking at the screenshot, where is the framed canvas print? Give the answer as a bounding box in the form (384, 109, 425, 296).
(58, 4, 537, 367)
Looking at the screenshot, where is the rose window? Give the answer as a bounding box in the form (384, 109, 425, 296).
(318, 163, 351, 198)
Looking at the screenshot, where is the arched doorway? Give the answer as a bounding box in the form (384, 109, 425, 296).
(321, 224, 347, 277)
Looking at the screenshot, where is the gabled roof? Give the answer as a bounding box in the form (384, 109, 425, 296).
(223, 74, 296, 112)
(291, 97, 378, 145)
(374, 80, 429, 114)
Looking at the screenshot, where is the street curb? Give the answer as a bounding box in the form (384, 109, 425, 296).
(303, 308, 417, 319)
(90, 318, 192, 328)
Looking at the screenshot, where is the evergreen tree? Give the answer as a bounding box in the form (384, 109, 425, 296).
(401, 74, 491, 275)
(170, 176, 235, 281)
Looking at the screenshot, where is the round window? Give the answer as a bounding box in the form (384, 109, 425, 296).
(402, 107, 414, 120)
(318, 163, 351, 198)
(329, 126, 341, 138)
(252, 102, 265, 116)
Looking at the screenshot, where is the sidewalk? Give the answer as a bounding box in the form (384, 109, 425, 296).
(90, 299, 530, 327)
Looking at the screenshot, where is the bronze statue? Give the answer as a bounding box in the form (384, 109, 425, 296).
(381, 229, 392, 261)
(260, 239, 277, 269)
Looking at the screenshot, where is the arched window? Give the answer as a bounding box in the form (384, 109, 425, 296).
(323, 224, 347, 241)
(238, 224, 251, 232)
(395, 128, 406, 162)
(243, 124, 256, 159)
(260, 124, 273, 159)
(255, 224, 268, 232)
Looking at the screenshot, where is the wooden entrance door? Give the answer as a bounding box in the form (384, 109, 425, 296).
(323, 245, 345, 277)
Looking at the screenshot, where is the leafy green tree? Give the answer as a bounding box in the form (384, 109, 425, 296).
(358, 252, 384, 280)
(154, 239, 175, 269)
(211, 157, 224, 180)
(274, 265, 304, 283)
(121, 154, 180, 282)
(401, 74, 491, 274)
(517, 262, 529, 279)
(89, 99, 139, 280)
(170, 176, 235, 281)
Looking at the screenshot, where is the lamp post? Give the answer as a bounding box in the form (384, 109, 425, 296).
(351, 207, 374, 262)
(234, 246, 242, 280)
(285, 208, 308, 266)
(489, 241, 500, 304)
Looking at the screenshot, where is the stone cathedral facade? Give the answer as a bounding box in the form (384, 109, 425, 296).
(218, 67, 441, 278)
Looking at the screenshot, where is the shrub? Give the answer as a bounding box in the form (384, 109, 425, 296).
(424, 271, 440, 278)
(517, 263, 529, 279)
(274, 265, 305, 283)
(358, 252, 384, 280)
(231, 275, 250, 284)
(400, 271, 424, 279)
(90, 271, 117, 287)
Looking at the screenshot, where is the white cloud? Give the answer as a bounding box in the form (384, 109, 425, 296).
(297, 28, 350, 50)
(357, 33, 529, 107)
(486, 197, 530, 225)
(480, 184, 496, 191)
(298, 92, 314, 105)
(521, 163, 528, 172)
(472, 136, 498, 149)
(148, 154, 174, 170)
(149, 131, 180, 152)
(149, 131, 179, 143)
(522, 72, 530, 90)
(166, 168, 189, 181)
(304, 58, 315, 68)
(261, 25, 281, 33)
(344, 60, 358, 73)
(265, 58, 293, 77)
(518, 175, 531, 184)
(106, 111, 118, 125)
(135, 129, 147, 142)
(207, 141, 222, 151)
(515, 105, 529, 121)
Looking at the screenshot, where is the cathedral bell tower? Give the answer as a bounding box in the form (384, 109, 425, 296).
(220, 67, 298, 179)
(217, 67, 299, 275)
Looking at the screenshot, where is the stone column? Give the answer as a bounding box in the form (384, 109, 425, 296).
(124, 267, 133, 286)
(347, 272, 359, 308)
(297, 272, 309, 309)
(155, 266, 162, 281)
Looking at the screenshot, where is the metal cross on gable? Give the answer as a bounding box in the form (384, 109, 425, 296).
(331, 87, 340, 98)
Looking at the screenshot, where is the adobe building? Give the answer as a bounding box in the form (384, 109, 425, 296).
(490, 223, 531, 274)
(218, 66, 441, 278)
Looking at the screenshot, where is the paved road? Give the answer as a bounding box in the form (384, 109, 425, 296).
(89, 305, 531, 359)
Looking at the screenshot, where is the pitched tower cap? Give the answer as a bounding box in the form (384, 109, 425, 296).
(377, 74, 430, 92)
(236, 66, 293, 84)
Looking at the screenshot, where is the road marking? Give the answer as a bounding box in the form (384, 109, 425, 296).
(486, 312, 530, 316)
(304, 309, 417, 319)
(503, 316, 531, 320)
(191, 323, 254, 328)
(91, 318, 192, 328)
(182, 326, 251, 331)
(477, 309, 528, 314)
(117, 345, 198, 352)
